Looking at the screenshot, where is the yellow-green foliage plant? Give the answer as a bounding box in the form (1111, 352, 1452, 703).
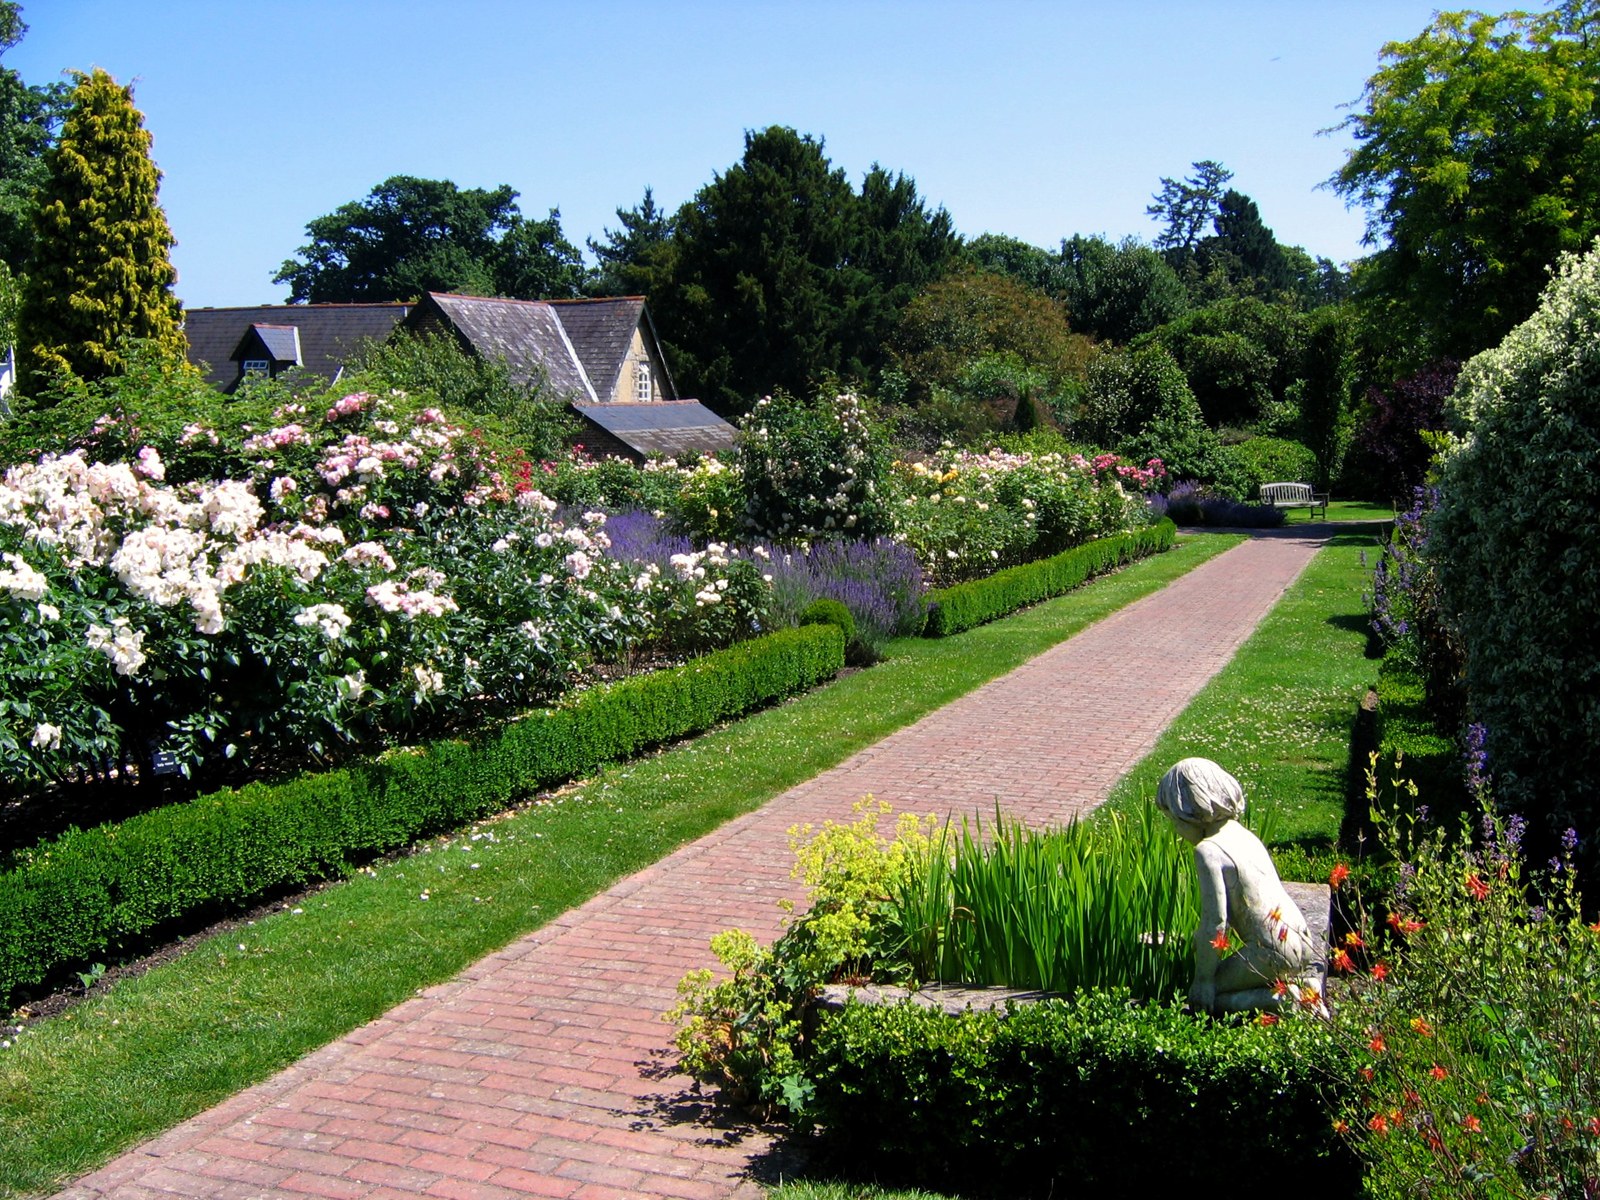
(15, 69, 184, 396)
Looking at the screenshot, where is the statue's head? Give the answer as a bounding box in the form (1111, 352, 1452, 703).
(1155, 757, 1246, 838)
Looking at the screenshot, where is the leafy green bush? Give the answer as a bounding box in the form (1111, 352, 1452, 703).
(1223, 435, 1318, 497)
(1429, 241, 1600, 863)
(798, 598, 855, 647)
(807, 993, 1357, 1197)
(0, 624, 844, 1005)
(923, 520, 1174, 636)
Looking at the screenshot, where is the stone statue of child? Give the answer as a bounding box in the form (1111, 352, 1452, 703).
(1155, 757, 1322, 1014)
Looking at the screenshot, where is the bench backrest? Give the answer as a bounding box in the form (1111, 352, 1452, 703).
(1260, 482, 1314, 504)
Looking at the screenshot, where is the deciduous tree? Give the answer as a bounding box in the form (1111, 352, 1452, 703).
(1333, 5, 1600, 362)
(14, 68, 183, 397)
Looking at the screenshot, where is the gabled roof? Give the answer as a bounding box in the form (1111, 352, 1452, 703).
(572, 400, 737, 460)
(408, 293, 597, 401)
(235, 323, 303, 365)
(184, 304, 409, 390)
(546, 296, 676, 402)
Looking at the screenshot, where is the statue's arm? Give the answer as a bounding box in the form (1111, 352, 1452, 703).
(1189, 842, 1228, 1011)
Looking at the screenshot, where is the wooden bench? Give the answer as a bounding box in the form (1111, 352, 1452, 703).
(1259, 481, 1328, 520)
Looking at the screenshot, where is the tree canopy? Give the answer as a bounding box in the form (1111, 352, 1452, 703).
(586, 185, 675, 298)
(1333, 4, 1600, 363)
(14, 67, 183, 396)
(654, 126, 960, 413)
(274, 176, 586, 304)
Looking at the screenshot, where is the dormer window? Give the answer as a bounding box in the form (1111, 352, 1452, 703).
(242, 359, 271, 377)
(634, 360, 652, 403)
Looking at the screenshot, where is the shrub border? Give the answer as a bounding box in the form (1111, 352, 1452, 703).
(923, 519, 1176, 637)
(0, 624, 844, 1005)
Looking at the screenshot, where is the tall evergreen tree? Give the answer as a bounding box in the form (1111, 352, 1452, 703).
(15, 68, 183, 396)
(586, 186, 675, 297)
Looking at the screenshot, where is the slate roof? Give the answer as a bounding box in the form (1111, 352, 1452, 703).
(240, 324, 303, 364)
(546, 296, 676, 402)
(408, 294, 597, 401)
(184, 304, 410, 391)
(572, 400, 737, 460)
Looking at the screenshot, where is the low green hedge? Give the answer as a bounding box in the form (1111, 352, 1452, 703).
(923, 519, 1176, 637)
(808, 993, 1359, 1198)
(0, 624, 844, 1005)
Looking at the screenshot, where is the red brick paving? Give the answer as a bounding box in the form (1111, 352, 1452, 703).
(55, 532, 1327, 1200)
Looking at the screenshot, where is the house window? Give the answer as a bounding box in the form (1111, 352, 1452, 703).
(242, 359, 271, 377)
(634, 360, 652, 403)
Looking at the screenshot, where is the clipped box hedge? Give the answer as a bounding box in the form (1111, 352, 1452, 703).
(0, 624, 844, 1005)
(808, 992, 1359, 1198)
(924, 519, 1176, 637)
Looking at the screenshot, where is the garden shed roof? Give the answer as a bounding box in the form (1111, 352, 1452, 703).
(572, 399, 737, 460)
(407, 293, 598, 401)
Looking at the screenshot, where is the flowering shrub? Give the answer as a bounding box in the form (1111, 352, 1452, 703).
(1312, 766, 1600, 1199)
(761, 537, 927, 660)
(1365, 486, 1462, 709)
(889, 445, 1157, 584)
(0, 392, 756, 797)
(737, 391, 892, 541)
(1155, 480, 1286, 528)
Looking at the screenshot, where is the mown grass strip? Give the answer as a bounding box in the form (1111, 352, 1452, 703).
(0, 532, 1240, 1200)
(1099, 530, 1382, 876)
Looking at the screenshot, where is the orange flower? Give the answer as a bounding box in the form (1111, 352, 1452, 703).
(1361, 1067, 1376, 1082)
(1256, 1013, 1279, 1027)
(1371, 961, 1390, 981)
(1329, 863, 1351, 889)
(1466, 872, 1490, 901)
(1410, 1017, 1435, 1037)
(1587, 1116, 1600, 1136)
(1267, 906, 1283, 923)
(1368, 1112, 1390, 1134)
(1588, 921, 1600, 933)
(1429, 1064, 1448, 1082)
(1462, 1115, 1483, 1133)
(1278, 925, 1289, 942)
(1369, 1035, 1387, 1054)
(1211, 931, 1231, 951)
(1297, 984, 1323, 1009)
(1332, 1119, 1349, 1135)
(1272, 978, 1289, 997)
(1332, 948, 1355, 973)
(1344, 931, 1365, 949)
(1386, 912, 1423, 935)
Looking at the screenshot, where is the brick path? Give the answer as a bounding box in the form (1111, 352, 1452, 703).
(57, 530, 1328, 1200)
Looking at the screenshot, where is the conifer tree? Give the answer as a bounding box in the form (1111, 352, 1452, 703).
(15, 68, 183, 397)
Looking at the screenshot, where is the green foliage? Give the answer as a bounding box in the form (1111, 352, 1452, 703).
(896, 805, 1198, 1001)
(0, 6, 65, 272)
(1057, 234, 1189, 344)
(0, 623, 845, 1004)
(807, 993, 1356, 1198)
(736, 390, 892, 541)
(1077, 343, 1193, 446)
(1334, 6, 1600, 363)
(1429, 240, 1600, 858)
(350, 329, 575, 459)
(1316, 787, 1600, 1199)
(924, 521, 1174, 636)
(1140, 296, 1310, 432)
(273, 175, 587, 304)
(1147, 159, 1234, 265)
(658, 127, 959, 413)
(14, 69, 184, 397)
(1221, 436, 1318, 497)
(585, 185, 675, 298)
(887, 267, 1092, 410)
(1297, 305, 1359, 488)
(798, 598, 855, 647)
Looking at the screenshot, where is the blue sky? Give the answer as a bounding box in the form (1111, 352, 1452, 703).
(9, 1, 1526, 310)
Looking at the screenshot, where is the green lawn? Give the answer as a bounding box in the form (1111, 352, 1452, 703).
(0, 533, 1240, 1200)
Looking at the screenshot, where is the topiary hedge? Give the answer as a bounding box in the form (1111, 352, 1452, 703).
(807, 993, 1359, 1198)
(0, 624, 844, 1005)
(923, 519, 1175, 637)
